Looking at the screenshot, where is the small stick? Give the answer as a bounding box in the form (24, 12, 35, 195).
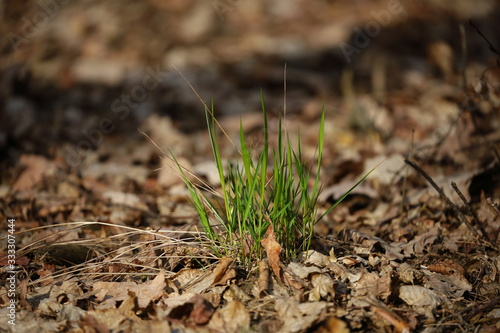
(404, 159, 481, 239)
(451, 181, 490, 242)
(462, 296, 500, 321)
(486, 197, 500, 218)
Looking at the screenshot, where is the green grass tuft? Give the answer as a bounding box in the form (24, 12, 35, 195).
(173, 91, 377, 270)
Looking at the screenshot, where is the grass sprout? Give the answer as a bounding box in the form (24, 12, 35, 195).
(173, 91, 378, 270)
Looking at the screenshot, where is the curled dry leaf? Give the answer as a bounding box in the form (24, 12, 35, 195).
(165, 293, 215, 326)
(315, 317, 349, 333)
(258, 259, 270, 298)
(93, 270, 165, 309)
(353, 271, 392, 301)
(186, 257, 235, 294)
(275, 298, 328, 333)
(261, 225, 283, 283)
(399, 285, 446, 319)
(36, 281, 83, 316)
(398, 263, 419, 284)
(427, 258, 466, 276)
(328, 262, 362, 283)
(208, 300, 250, 333)
(425, 272, 472, 298)
(310, 273, 336, 301)
(13, 154, 56, 191)
(287, 261, 322, 279)
(373, 306, 411, 333)
(211, 257, 234, 286)
(298, 250, 331, 267)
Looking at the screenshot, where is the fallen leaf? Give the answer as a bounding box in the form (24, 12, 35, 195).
(425, 272, 472, 298)
(399, 285, 446, 319)
(310, 273, 336, 301)
(427, 258, 466, 276)
(258, 259, 270, 298)
(165, 294, 215, 326)
(185, 257, 235, 294)
(314, 317, 350, 333)
(93, 270, 165, 309)
(208, 300, 250, 333)
(373, 305, 411, 333)
(352, 271, 392, 301)
(13, 154, 56, 191)
(298, 250, 332, 267)
(275, 297, 328, 333)
(261, 224, 283, 283)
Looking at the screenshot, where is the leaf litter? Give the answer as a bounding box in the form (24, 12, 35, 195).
(1, 2, 500, 332)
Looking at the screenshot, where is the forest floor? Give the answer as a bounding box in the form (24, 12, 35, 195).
(0, 1, 500, 332)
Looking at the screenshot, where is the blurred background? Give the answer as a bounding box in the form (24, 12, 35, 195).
(0, 0, 499, 166)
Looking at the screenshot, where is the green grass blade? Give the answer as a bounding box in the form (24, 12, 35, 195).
(239, 119, 253, 181)
(258, 90, 269, 229)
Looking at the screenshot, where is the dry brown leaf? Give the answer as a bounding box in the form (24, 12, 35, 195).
(399, 285, 445, 319)
(298, 250, 331, 267)
(280, 261, 316, 291)
(142, 114, 188, 157)
(338, 228, 406, 260)
(208, 300, 250, 333)
(118, 290, 139, 316)
(373, 306, 410, 333)
(319, 179, 378, 203)
(363, 154, 407, 186)
(425, 272, 472, 298)
(36, 281, 83, 316)
(93, 270, 165, 309)
(211, 257, 234, 286)
(427, 258, 466, 276)
(314, 317, 350, 333)
(258, 259, 270, 298)
(13, 154, 56, 191)
(287, 261, 322, 279)
(78, 314, 111, 333)
(353, 271, 392, 301)
(85, 307, 139, 331)
(168, 268, 205, 292)
(83, 163, 150, 186)
(283, 271, 306, 291)
(185, 257, 235, 294)
(310, 273, 336, 301)
(275, 298, 328, 333)
(397, 225, 440, 257)
(398, 263, 418, 284)
(261, 224, 283, 283)
(193, 160, 223, 186)
(165, 294, 215, 326)
(328, 262, 362, 283)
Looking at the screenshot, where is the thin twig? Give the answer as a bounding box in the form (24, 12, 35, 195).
(462, 296, 500, 321)
(486, 197, 500, 218)
(404, 159, 481, 239)
(451, 181, 490, 242)
(469, 20, 500, 57)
